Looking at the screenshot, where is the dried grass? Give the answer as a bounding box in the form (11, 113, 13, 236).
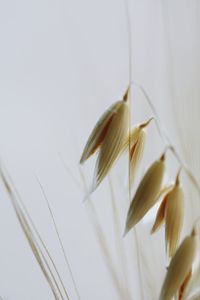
(0, 165, 69, 300)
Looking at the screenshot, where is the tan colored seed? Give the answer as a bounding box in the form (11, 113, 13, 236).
(126, 118, 153, 187)
(91, 99, 129, 192)
(178, 270, 192, 300)
(165, 178, 184, 257)
(151, 185, 174, 234)
(80, 100, 123, 164)
(124, 154, 165, 234)
(159, 233, 197, 300)
(129, 128, 145, 186)
(151, 195, 168, 234)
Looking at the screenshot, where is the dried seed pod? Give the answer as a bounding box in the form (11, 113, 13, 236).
(124, 154, 165, 234)
(80, 100, 123, 164)
(129, 128, 145, 186)
(92, 99, 129, 191)
(151, 194, 168, 234)
(159, 231, 197, 300)
(178, 270, 192, 300)
(151, 185, 174, 234)
(165, 174, 184, 257)
(125, 118, 152, 187)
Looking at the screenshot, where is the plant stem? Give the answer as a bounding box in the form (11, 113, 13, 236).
(36, 176, 81, 300)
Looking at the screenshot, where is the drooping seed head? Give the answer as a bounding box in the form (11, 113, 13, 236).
(151, 185, 174, 234)
(124, 154, 166, 234)
(159, 232, 198, 300)
(91, 100, 129, 192)
(151, 195, 168, 234)
(165, 179, 184, 257)
(122, 118, 153, 187)
(80, 100, 122, 164)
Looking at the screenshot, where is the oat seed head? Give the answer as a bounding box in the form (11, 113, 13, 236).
(159, 234, 197, 300)
(80, 101, 122, 164)
(91, 100, 129, 193)
(124, 155, 165, 234)
(165, 182, 184, 257)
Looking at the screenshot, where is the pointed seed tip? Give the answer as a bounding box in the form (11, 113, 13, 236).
(123, 86, 130, 102)
(175, 168, 182, 185)
(140, 117, 154, 129)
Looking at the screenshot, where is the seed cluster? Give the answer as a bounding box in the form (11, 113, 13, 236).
(80, 88, 200, 300)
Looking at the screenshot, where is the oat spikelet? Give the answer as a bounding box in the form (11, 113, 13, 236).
(165, 174, 184, 257)
(151, 195, 168, 234)
(159, 232, 197, 300)
(151, 185, 174, 234)
(80, 100, 123, 164)
(123, 118, 152, 187)
(92, 99, 129, 191)
(178, 270, 192, 300)
(124, 154, 165, 234)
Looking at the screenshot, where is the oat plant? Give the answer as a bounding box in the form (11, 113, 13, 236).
(1, 1, 200, 300)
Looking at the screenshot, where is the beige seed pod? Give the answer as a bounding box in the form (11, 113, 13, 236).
(151, 195, 168, 234)
(125, 118, 152, 187)
(124, 154, 165, 234)
(159, 232, 197, 300)
(165, 174, 184, 257)
(80, 100, 123, 164)
(151, 185, 174, 234)
(91, 99, 129, 192)
(129, 128, 146, 186)
(178, 270, 192, 300)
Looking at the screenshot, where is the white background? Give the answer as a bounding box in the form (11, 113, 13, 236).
(0, 0, 199, 299)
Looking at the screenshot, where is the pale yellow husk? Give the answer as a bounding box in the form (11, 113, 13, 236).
(151, 195, 168, 234)
(159, 234, 197, 300)
(151, 185, 174, 234)
(125, 156, 165, 233)
(182, 261, 200, 299)
(165, 184, 184, 257)
(80, 100, 122, 164)
(91, 100, 129, 192)
(129, 128, 146, 186)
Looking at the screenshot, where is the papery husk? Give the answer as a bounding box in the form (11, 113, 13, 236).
(151, 195, 168, 234)
(124, 155, 165, 234)
(80, 101, 122, 164)
(91, 100, 129, 192)
(159, 234, 197, 300)
(151, 185, 174, 234)
(165, 183, 184, 257)
(178, 270, 192, 300)
(129, 128, 146, 186)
